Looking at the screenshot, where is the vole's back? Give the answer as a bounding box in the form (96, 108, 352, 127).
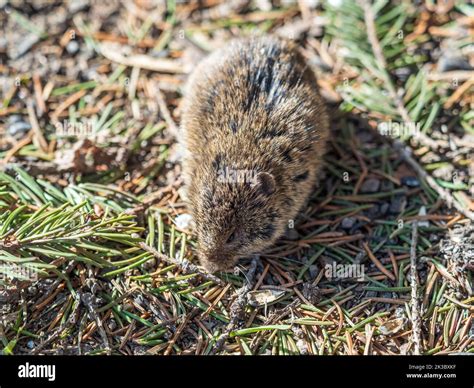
(182, 36, 327, 156)
(180, 36, 329, 272)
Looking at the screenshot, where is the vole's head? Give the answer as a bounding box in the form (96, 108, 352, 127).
(189, 164, 284, 273)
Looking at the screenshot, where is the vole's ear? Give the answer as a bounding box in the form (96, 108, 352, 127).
(252, 172, 276, 196)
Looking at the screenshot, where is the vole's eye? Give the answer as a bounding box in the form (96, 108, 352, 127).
(226, 230, 237, 244)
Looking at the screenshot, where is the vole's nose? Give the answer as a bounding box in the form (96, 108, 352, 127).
(199, 252, 234, 273)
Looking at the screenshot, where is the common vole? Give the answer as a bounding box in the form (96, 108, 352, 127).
(180, 35, 329, 273)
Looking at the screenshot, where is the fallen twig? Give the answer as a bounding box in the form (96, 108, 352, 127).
(81, 292, 111, 355)
(409, 219, 422, 355)
(360, 0, 440, 151)
(148, 80, 179, 139)
(99, 43, 187, 73)
(139, 242, 227, 287)
(211, 258, 258, 354)
(26, 100, 48, 153)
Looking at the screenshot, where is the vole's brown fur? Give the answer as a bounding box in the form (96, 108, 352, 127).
(180, 36, 329, 273)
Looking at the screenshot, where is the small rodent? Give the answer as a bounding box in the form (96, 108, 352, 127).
(180, 35, 329, 273)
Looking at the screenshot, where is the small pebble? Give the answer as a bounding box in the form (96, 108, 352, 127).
(401, 176, 420, 188)
(308, 264, 319, 279)
(66, 40, 80, 55)
(8, 119, 31, 138)
(175, 213, 193, 230)
(438, 55, 473, 72)
(390, 195, 407, 214)
(341, 217, 356, 230)
(394, 67, 411, 82)
(360, 178, 380, 193)
(108, 320, 117, 331)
